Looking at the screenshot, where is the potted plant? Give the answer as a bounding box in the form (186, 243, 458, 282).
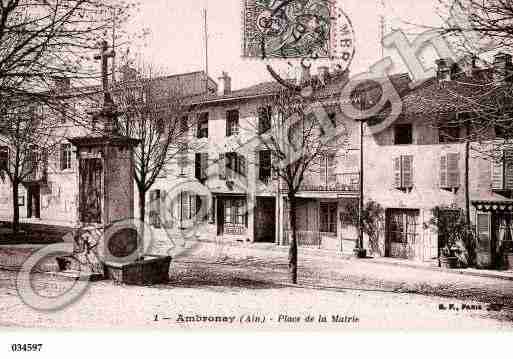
(429, 206, 475, 269)
(439, 246, 458, 268)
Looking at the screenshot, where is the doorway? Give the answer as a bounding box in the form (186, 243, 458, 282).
(254, 197, 276, 243)
(26, 185, 40, 219)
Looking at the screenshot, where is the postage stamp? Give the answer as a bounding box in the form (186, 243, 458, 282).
(242, 0, 355, 62)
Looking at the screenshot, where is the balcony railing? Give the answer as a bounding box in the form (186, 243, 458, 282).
(280, 173, 360, 193)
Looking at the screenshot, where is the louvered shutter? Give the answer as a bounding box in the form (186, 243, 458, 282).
(271, 152, 279, 179)
(440, 154, 448, 188)
(447, 153, 460, 188)
(505, 150, 513, 189)
(401, 155, 414, 188)
(327, 153, 336, 184)
(219, 153, 226, 179)
(320, 155, 327, 186)
(491, 152, 504, 190)
(181, 192, 190, 222)
(393, 157, 402, 188)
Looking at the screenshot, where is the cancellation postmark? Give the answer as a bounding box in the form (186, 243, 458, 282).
(242, 0, 355, 63)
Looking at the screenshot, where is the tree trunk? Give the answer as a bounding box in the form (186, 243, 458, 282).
(12, 180, 19, 233)
(138, 188, 146, 223)
(288, 194, 298, 284)
(465, 140, 470, 225)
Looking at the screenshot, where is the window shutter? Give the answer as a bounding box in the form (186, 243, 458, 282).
(271, 152, 279, 179)
(447, 152, 460, 188)
(440, 154, 448, 188)
(327, 153, 336, 184)
(201, 153, 208, 180)
(505, 150, 513, 189)
(320, 155, 327, 185)
(239, 154, 247, 177)
(401, 155, 414, 188)
(60, 145, 66, 171)
(41, 148, 48, 181)
(476, 212, 491, 260)
(393, 157, 402, 188)
(219, 153, 226, 179)
(491, 152, 504, 190)
(226, 112, 230, 137)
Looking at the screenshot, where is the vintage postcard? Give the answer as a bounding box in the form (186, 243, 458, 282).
(1, 0, 513, 353)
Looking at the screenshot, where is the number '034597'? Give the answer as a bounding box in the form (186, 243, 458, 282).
(10, 344, 43, 352)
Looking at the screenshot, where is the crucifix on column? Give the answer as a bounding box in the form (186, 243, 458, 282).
(94, 40, 116, 105)
(94, 40, 117, 134)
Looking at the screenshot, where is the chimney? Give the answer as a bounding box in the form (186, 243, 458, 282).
(462, 55, 478, 77)
(435, 58, 454, 82)
(53, 76, 70, 92)
(493, 52, 513, 84)
(318, 66, 330, 85)
(217, 71, 232, 96)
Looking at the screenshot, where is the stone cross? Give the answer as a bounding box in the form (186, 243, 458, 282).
(94, 40, 115, 98)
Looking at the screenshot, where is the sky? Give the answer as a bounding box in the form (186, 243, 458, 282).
(125, 0, 444, 90)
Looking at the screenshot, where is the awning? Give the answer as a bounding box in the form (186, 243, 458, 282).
(472, 200, 513, 212)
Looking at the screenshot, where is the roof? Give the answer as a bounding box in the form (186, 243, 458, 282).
(399, 68, 509, 116)
(185, 72, 412, 107)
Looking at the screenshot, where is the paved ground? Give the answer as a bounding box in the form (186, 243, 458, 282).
(1, 241, 513, 329)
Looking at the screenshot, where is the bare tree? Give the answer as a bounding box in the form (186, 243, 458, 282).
(0, 0, 136, 101)
(258, 85, 349, 284)
(114, 64, 189, 224)
(0, 97, 62, 232)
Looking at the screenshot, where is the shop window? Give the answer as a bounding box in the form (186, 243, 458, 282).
(224, 198, 247, 227)
(387, 209, 418, 244)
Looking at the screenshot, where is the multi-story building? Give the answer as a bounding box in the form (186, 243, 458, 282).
(0, 71, 216, 227)
(3, 55, 513, 271)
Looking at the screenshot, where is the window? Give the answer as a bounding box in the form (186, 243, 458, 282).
(258, 106, 272, 134)
(225, 152, 247, 178)
(156, 118, 165, 134)
(388, 209, 419, 244)
(197, 112, 208, 138)
(180, 115, 188, 136)
(440, 153, 460, 189)
(195, 153, 208, 181)
(492, 149, 513, 191)
(224, 198, 247, 226)
(149, 190, 161, 228)
(320, 203, 337, 234)
(495, 115, 513, 139)
(259, 150, 272, 182)
(393, 155, 414, 189)
(226, 109, 239, 137)
(0, 146, 8, 171)
(439, 124, 460, 143)
(60, 144, 73, 171)
(394, 124, 413, 145)
(320, 153, 336, 185)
